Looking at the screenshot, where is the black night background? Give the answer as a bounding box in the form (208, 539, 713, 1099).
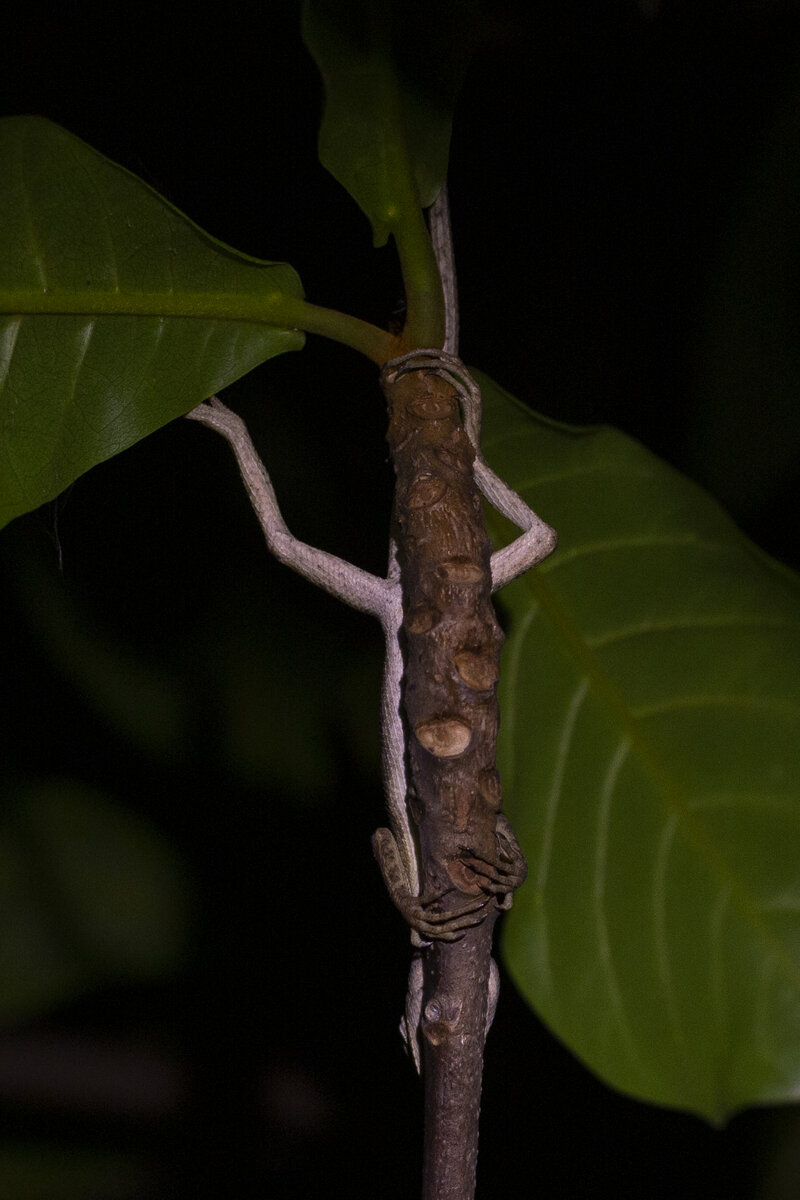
(3, 2, 800, 1197)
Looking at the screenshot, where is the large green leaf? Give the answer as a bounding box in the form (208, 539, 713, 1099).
(302, 0, 476, 246)
(0, 117, 305, 529)
(479, 372, 800, 1123)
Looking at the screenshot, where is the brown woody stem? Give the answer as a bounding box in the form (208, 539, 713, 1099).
(382, 354, 521, 1200)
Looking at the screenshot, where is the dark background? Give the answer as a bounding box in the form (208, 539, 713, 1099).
(3, 2, 800, 1197)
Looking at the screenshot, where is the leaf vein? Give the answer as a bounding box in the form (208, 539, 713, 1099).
(589, 614, 800, 649)
(595, 736, 646, 1070)
(535, 677, 589, 896)
(543, 533, 738, 574)
(652, 815, 684, 1048)
(635, 695, 800, 721)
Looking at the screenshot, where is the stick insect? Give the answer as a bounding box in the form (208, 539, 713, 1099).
(186, 188, 557, 1067)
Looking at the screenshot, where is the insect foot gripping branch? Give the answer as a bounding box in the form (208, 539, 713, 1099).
(375, 351, 532, 1200)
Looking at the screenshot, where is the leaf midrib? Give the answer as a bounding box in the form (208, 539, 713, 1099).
(0, 290, 299, 323)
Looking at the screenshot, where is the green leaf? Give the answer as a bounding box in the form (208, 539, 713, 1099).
(302, 0, 476, 246)
(0, 117, 305, 529)
(0, 781, 189, 1023)
(478, 371, 800, 1123)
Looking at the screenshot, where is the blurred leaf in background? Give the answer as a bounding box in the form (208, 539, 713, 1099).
(0, 780, 190, 1024)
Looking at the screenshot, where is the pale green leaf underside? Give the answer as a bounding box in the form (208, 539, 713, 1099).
(479, 372, 800, 1123)
(0, 117, 305, 528)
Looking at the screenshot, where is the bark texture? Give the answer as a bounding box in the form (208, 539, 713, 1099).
(382, 358, 521, 1200)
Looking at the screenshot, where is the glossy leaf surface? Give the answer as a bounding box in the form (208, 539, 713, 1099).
(302, 0, 475, 245)
(479, 372, 800, 1123)
(0, 117, 304, 529)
